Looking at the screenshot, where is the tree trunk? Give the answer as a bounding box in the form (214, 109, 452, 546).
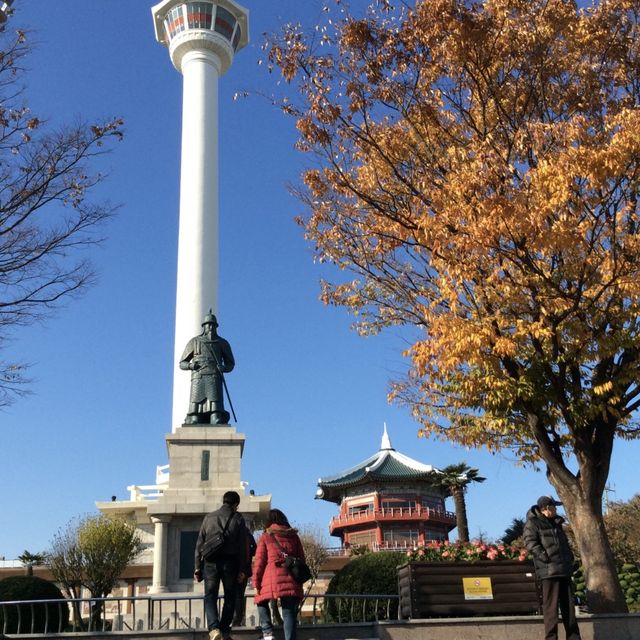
(562, 493, 627, 613)
(545, 470, 627, 613)
(531, 411, 626, 613)
(69, 585, 85, 631)
(451, 487, 469, 543)
(90, 596, 105, 631)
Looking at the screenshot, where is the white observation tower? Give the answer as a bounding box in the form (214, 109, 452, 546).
(151, 0, 249, 432)
(94, 3, 270, 598)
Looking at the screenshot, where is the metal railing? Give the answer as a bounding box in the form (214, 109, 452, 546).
(329, 506, 456, 532)
(0, 592, 399, 635)
(302, 593, 399, 624)
(323, 543, 436, 555)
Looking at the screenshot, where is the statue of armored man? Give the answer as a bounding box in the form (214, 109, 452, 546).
(180, 311, 235, 425)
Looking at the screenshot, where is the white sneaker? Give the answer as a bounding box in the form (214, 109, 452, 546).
(209, 629, 222, 640)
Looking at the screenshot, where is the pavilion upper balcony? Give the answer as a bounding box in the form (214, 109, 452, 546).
(329, 506, 456, 535)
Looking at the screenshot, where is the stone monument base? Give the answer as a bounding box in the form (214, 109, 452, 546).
(97, 424, 271, 595)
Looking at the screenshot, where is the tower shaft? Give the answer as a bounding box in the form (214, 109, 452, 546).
(151, 0, 249, 432)
(173, 48, 221, 433)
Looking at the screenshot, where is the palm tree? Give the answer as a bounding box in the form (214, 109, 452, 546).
(502, 518, 525, 545)
(432, 463, 486, 543)
(17, 550, 47, 576)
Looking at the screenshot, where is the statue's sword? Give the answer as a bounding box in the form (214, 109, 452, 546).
(209, 344, 237, 423)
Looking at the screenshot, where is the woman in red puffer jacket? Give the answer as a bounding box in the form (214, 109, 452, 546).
(253, 509, 305, 640)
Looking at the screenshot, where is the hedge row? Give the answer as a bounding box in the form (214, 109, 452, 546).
(573, 563, 640, 612)
(0, 576, 69, 634)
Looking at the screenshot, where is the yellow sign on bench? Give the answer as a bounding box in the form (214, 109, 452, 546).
(462, 577, 494, 600)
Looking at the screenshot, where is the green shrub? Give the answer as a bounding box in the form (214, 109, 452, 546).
(619, 562, 640, 609)
(325, 551, 405, 622)
(573, 566, 586, 605)
(0, 575, 69, 634)
(573, 562, 640, 611)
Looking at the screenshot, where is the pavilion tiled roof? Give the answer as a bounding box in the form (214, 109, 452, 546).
(316, 425, 441, 503)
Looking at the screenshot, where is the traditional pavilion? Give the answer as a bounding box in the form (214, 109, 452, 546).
(316, 426, 456, 550)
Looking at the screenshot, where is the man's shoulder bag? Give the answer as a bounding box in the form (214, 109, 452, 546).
(270, 533, 312, 584)
(201, 512, 234, 562)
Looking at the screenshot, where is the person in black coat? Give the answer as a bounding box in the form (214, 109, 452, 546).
(523, 495, 581, 640)
(233, 528, 257, 626)
(194, 491, 247, 640)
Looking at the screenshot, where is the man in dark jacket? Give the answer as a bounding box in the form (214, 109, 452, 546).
(195, 491, 247, 640)
(232, 528, 257, 626)
(523, 495, 581, 640)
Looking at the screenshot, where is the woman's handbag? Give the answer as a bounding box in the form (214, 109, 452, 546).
(283, 555, 312, 584)
(270, 533, 312, 584)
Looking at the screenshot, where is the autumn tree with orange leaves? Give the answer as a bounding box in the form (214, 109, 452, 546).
(267, 0, 640, 613)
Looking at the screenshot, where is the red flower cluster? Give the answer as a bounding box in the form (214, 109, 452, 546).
(405, 540, 528, 563)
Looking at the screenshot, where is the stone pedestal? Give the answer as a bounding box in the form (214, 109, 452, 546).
(143, 424, 270, 593)
(98, 424, 271, 595)
(148, 425, 246, 515)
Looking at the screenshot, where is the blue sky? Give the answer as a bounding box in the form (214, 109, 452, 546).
(1, 1, 639, 560)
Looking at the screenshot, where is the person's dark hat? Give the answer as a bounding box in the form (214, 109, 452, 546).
(537, 495, 562, 509)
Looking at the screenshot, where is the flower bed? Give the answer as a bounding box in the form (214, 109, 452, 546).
(398, 542, 539, 618)
(405, 540, 528, 563)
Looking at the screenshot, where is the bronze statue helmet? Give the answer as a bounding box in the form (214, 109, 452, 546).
(202, 310, 218, 328)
